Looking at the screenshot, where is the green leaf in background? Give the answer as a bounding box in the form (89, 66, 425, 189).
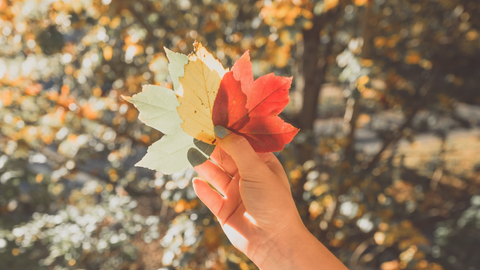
(165, 47, 189, 95)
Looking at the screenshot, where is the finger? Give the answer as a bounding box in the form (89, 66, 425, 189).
(211, 146, 238, 177)
(258, 153, 290, 190)
(214, 126, 269, 181)
(212, 147, 286, 188)
(218, 174, 242, 225)
(222, 203, 248, 234)
(194, 160, 231, 195)
(192, 178, 224, 217)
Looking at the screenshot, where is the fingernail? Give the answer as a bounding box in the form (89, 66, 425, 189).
(214, 125, 230, 138)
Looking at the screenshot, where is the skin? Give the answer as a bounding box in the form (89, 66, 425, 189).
(193, 127, 348, 270)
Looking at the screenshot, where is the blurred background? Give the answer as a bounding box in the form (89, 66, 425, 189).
(1, 0, 480, 269)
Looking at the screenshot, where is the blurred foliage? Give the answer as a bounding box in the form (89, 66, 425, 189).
(0, 0, 479, 270)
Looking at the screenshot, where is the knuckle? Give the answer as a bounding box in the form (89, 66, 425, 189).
(231, 135, 249, 148)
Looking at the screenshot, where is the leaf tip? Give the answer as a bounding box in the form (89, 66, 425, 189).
(120, 95, 133, 103)
(134, 159, 148, 169)
(164, 47, 175, 59)
(135, 158, 156, 171)
(192, 40, 201, 50)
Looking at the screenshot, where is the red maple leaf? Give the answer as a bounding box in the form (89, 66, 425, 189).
(212, 51, 299, 152)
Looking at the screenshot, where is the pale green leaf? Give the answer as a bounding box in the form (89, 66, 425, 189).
(136, 128, 196, 174)
(136, 128, 214, 173)
(165, 47, 188, 95)
(123, 84, 181, 135)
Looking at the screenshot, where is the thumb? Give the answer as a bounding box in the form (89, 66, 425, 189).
(214, 125, 269, 180)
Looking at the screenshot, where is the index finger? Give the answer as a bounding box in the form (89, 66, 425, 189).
(214, 126, 270, 181)
(211, 146, 237, 177)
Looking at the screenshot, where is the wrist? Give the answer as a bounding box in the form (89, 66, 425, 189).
(249, 221, 348, 270)
(250, 221, 311, 270)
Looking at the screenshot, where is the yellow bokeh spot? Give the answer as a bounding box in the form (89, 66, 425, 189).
(360, 58, 373, 67)
(239, 261, 249, 270)
(110, 17, 121, 29)
(357, 75, 370, 86)
(174, 199, 187, 213)
(99, 16, 110, 26)
(357, 114, 371, 128)
(419, 59, 432, 70)
(103, 46, 113, 61)
(35, 174, 43, 183)
(289, 167, 303, 183)
(381, 260, 399, 270)
(12, 248, 19, 256)
(355, 0, 368, 6)
(333, 219, 344, 228)
(466, 29, 479, 40)
(93, 87, 102, 97)
(108, 169, 118, 182)
(95, 185, 103, 194)
(405, 51, 421, 65)
(309, 201, 324, 219)
(303, 21, 313, 30)
(374, 231, 386, 245)
(374, 37, 387, 48)
(273, 45, 290, 68)
(324, 0, 339, 11)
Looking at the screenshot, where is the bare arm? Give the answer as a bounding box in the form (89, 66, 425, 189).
(193, 125, 348, 270)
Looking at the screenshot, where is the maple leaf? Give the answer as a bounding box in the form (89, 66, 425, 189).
(212, 51, 299, 152)
(125, 43, 297, 174)
(123, 85, 213, 174)
(176, 43, 227, 145)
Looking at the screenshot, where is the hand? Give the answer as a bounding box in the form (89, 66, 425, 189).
(193, 126, 348, 270)
(193, 125, 303, 259)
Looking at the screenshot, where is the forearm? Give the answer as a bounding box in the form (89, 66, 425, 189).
(251, 224, 348, 270)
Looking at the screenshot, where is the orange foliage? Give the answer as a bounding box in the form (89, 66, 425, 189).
(405, 51, 421, 64)
(25, 83, 42, 95)
(0, 89, 13, 106)
(81, 103, 99, 120)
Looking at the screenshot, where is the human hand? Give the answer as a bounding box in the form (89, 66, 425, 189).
(193, 126, 304, 261)
(193, 126, 348, 270)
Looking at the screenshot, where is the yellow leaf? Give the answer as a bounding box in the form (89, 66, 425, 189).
(188, 41, 227, 79)
(177, 57, 221, 144)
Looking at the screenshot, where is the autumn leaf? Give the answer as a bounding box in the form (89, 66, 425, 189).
(123, 85, 213, 173)
(124, 44, 223, 173)
(123, 85, 183, 134)
(136, 128, 214, 174)
(126, 45, 296, 173)
(177, 46, 226, 145)
(165, 47, 188, 95)
(212, 51, 299, 152)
